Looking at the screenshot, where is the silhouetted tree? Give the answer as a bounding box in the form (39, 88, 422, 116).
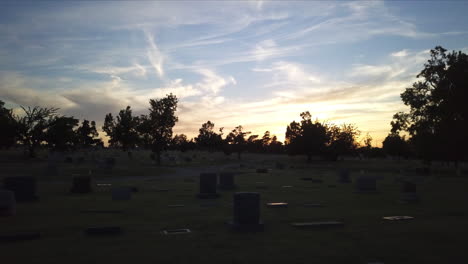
(0, 100, 18, 149)
(76, 120, 102, 148)
(195, 121, 224, 151)
(102, 106, 140, 151)
(268, 135, 284, 153)
(144, 94, 178, 165)
(16, 105, 58, 157)
(286, 112, 329, 162)
(171, 134, 191, 152)
(327, 123, 360, 160)
(45, 116, 79, 151)
(391, 46, 468, 164)
(382, 133, 411, 159)
(225, 125, 250, 160)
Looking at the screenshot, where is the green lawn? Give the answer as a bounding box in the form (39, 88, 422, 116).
(1, 150, 467, 264)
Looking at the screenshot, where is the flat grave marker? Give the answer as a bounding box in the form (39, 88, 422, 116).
(383, 216, 414, 221)
(266, 202, 288, 208)
(161, 229, 191, 235)
(291, 221, 344, 228)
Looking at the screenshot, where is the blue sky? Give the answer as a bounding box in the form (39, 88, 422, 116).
(1, 1, 467, 145)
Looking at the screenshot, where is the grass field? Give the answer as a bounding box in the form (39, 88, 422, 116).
(1, 150, 468, 264)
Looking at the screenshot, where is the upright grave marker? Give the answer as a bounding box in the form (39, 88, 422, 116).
(3, 177, 38, 202)
(70, 176, 92, 194)
(338, 168, 351, 183)
(112, 187, 132, 201)
(218, 172, 237, 190)
(355, 176, 377, 193)
(400, 181, 419, 203)
(0, 190, 15, 217)
(197, 173, 220, 199)
(228, 192, 264, 231)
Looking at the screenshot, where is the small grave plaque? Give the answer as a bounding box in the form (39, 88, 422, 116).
(282, 185, 293, 188)
(3, 177, 38, 202)
(161, 229, 191, 235)
(0, 232, 41, 243)
(256, 168, 268, 173)
(266, 202, 288, 208)
(338, 169, 351, 183)
(85, 226, 122, 236)
(300, 177, 313, 181)
(167, 204, 185, 208)
(80, 210, 123, 214)
(382, 216, 414, 221)
(291, 221, 344, 228)
(303, 203, 323, 208)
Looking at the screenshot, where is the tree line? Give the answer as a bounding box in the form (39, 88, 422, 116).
(1, 46, 465, 164)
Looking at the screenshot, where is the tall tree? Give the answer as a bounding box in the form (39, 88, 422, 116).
(285, 112, 329, 162)
(102, 106, 140, 151)
(144, 94, 178, 165)
(0, 100, 17, 149)
(390, 46, 468, 163)
(328, 123, 360, 160)
(16, 106, 58, 157)
(225, 125, 251, 160)
(195, 121, 224, 151)
(45, 116, 79, 151)
(382, 133, 411, 159)
(76, 120, 102, 148)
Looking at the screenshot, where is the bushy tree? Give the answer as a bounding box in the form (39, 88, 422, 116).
(45, 116, 79, 151)
(391, 46, 468, 163)
(102, 106, 140, 151)
(225, 125, 250, 160)
(382, 133, 411, 159)
(327, 123, 360, 160)
(143, 94, 178, 165)
(195, 121, 224, 151)
(76, 120, 102, 148)
(16, 106, 58, 157)
(0, 100, 18, 149)
(285, 111, 329, 162)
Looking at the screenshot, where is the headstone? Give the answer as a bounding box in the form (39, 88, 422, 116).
(0, 232, 41, 243)
(0, 190, 15, 216)
(161, 229, 191, 235)
(266, 202, 288, 208)
(197, 173, 220, 199)
(382, 216, 414, 221)
(218, 172, 236, 190)
(70, 176, 92, 193)
(400, 181, 419, 203)
(44, 161, 59, 177)
(112, 187, 132, 201)
(275, 162, 285, 170)
(291, 221, 344, 228)
(64, 156, 73, 163)
(355, 176, 377, 193)
(338, 169, 351, 183)
(303, 203, 323, 208)
(3, 177, 38, 202)
(85, 226, 122, 236)
(228, 192, 264, 232)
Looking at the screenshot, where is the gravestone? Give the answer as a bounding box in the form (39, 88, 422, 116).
(291, 221, 344, 228)
(338, 169, 351, 183)
(70, 176, 92, 194)
(218, 172, 236, 190)
(197, 173, 220, 199)
(266, 202, 288, 208)
(228, 192, 264, 232)
(161, 229, 191, 235)
(355, 176, 377, 193)
(275, 162, 285, 170)
(112, 187, 132, 201)
(64, 156, 73, 163)
(3, 177, 38, 202)
(0, 190, 15, 217)
(85, 226, 122, 236)
(400, 181, 419, 202)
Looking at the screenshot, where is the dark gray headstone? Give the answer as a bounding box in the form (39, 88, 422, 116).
(338, 169, 351, 183)
(219, 172, 236, 190)
(3, 177, 38, 202)
(228, 192, 264, 232)
(0, 190, 15, 217)
(400, 181, 419, 202)
(355, 176, 377, 193)
(112, 187, 132, 201)
(197, 173, 219, 199)
(70, 176, 92, 194)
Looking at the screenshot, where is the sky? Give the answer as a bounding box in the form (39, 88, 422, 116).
(1, 0, 467, 146)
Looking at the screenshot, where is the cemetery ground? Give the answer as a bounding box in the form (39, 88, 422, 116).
(1, 149, 468, 264)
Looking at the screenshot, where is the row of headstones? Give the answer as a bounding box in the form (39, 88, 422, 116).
(0, 170, 419, 217)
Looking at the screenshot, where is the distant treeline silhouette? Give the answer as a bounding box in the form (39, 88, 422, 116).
(1, 46, 466, 164)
